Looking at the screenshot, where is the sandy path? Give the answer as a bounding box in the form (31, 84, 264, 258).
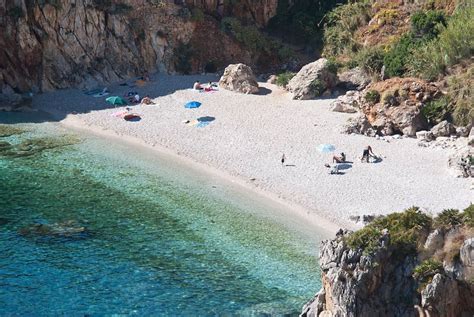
(34, 74, 472, 227)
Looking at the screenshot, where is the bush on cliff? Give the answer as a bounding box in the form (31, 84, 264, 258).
(434, 209, 463, 230)
(407, 8, 474, 80)
(346, 207, 432, 255)
(413, 259, 444, 286)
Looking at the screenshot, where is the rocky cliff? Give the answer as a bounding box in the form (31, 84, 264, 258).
(0, 0, 280, 109)
(301, 207, 474, 317)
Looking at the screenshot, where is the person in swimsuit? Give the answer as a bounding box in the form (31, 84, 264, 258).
(281, 153, 286, 166)
(333, 152, 346, 163)
(361, 145, 374, 163)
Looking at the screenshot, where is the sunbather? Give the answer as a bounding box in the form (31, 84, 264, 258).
(193, 81, 202, 90)
(141, 96, 155, 105)
(333, 152, 346, 163)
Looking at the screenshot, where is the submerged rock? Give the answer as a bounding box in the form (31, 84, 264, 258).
(0, 124, 25, 137)
(18, 220, 90, 239)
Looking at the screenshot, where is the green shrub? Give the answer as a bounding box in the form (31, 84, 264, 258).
(346, 207, 432, 255)
(447, 66, 474, 126)
(411, 10, 446, 39)
(322, 2, 372, 57)
(434, 209, 463, 229)
(309, 79, 326, 96)
(7, 6, 24, 19)
(413, 259, 443, 284)
(364, 90, 380, 104)
(276, 72, 296, 88)
(407, 8, 474, 80)
(384, 33, 424, 78)
(422, 96, 452, 126)
(463, 204, 474, 228)
(354, 46, 386, 75)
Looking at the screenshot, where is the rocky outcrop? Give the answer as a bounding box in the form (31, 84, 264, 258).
(219, 63, 259, 94)
(330, 91, 362, 113)
(0, 0, 280, 101)
(341, 78, 441, 137)
(301, 230, 419, 317)
(287, 59, 338, 100)
(301, 221, 474, 317)
(338, 67, 371, 91)
(431, 120, 456, 138)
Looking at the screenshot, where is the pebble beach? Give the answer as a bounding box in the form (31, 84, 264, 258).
(33, 74, 472, 228)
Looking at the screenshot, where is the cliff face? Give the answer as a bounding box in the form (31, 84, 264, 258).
(0, 0, 279, 108)
(302, 224, 474, 317)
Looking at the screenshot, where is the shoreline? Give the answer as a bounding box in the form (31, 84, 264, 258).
(61, 115, 345, 234)
(28, 74, 471, 230)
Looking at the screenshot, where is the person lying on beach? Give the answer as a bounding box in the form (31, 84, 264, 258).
(361, 145, 375, 163)
(193, 81, 202, 90)
(333, 152, 346, 163)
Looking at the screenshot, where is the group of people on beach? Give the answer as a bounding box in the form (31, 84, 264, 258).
(193, 81, 217, 92)
(281, 145, 378, 174)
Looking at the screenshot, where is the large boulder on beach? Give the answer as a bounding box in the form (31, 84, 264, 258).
(330, 90, 363, 113)
(219, 64, 259, 94)
(338, 67, 371, 91)
(431, 120, 456, 137)
(287, 58, 338, 100)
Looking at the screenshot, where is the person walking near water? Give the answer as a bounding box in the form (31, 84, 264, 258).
(281, 153, 286, 166)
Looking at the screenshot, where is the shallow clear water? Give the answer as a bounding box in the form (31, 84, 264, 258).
(0, 119, 326, 316)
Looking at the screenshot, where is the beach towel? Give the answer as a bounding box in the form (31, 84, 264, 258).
(112, 110, 128, 117)
(196, 121, 210, 128)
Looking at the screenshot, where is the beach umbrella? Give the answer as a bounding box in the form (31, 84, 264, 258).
(106, 96, 127, 106)
(185, 101, 201, 109)
(317, 144, 336, 153)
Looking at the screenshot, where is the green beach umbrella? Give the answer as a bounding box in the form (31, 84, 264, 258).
(106, 96, 127, 106)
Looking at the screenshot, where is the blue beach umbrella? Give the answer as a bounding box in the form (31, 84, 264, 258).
(184, 101, 201, 109)
(106, 96, 127, 106)
(317, 144, 336, 153)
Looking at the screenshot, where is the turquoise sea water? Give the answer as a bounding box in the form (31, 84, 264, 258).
(0, 119, 326, 316)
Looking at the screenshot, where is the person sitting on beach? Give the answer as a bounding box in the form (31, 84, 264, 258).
(333, 152, 346, 163)
(361, 145, 375, 163)
(134, 94, 140, 103)
(141, 96, 155, 105)
(193, 81, 202, 90)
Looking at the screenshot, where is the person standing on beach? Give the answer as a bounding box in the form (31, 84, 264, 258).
(361, 145, 374, 163)
(281, 154, 286, 166)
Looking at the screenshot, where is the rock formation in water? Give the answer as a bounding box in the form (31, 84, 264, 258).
(301, 207, 474, 317)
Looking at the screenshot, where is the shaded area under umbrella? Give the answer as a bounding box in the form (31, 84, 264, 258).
(317, 144, 335, 153)
(197, 116, 215, 122)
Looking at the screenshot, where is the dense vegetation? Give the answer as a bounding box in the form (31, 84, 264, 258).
(346, 205, 474, 256)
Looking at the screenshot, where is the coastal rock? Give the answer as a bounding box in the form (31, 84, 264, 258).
(460, 238, 474, 280)
(0, 0, 281, 97)
(421, 273, 461, 317)
(416, 130, 435, 141)
(447, 145, 473, 178)
(353, 78, 439, 136)
(18, 220, 89, 239)
(219, 64, 259, 94)
(424, 229, 445, 254)
(342, 114, 375, 136)
(431, 120, 456, 138)
(456, 126, 469, 137)
(330, 91, 362, 113)
(338, 67, 371, 91)
(287, 59, 338, 100)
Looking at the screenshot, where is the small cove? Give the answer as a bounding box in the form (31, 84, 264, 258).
(0, 117, 329, 316)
